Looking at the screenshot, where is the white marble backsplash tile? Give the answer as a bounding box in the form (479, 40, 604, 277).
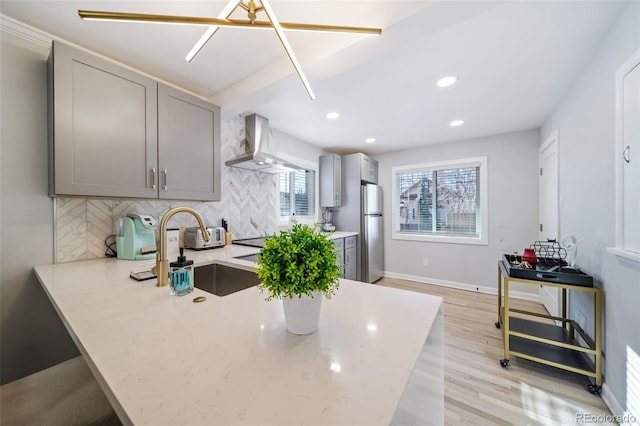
(54, 116, 279, 263)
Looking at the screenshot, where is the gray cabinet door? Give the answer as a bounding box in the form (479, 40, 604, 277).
(50, 41, 158, 198)
(344, 246, 357, 280)
(319, 154, 341, 207)
(157, 84, 221, 201)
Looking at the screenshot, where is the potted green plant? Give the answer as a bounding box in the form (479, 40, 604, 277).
(256, 223, 342, 334)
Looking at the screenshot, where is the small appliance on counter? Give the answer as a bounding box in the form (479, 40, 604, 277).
(115, 213, 157, 261)
(321, 208, 335, 232)
(184, 226, 225, 250)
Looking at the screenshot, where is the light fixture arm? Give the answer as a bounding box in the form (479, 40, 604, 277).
(78, 1, 382, 101)
(260, 0, 315, 100)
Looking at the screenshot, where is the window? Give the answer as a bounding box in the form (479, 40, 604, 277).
(392, 156, 488, 245)
(280, 169, 316, 218)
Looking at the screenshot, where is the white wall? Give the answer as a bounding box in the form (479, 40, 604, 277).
(540, 1, 639, 416)
(377, 129, 540, 298)
(0, 32, 79, 384)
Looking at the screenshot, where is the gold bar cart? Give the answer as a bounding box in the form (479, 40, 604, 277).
(496, 261, 602, 394)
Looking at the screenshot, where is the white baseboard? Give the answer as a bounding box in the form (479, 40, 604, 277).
(602, 384, 637, 426)
(383, 270, 540, 302)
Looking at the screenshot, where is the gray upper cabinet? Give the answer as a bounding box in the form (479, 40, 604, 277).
(319, 153, 341, 207)
(360, 154, 378, 184)
(49, 41, 221, 201)
(49, 40, 158, 198)
(158, 84, 221, 201)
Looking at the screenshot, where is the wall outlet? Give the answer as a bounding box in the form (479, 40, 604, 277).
(422, 257, 429, 267)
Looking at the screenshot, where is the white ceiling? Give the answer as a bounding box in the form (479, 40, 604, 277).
(0, 1, 629, 154)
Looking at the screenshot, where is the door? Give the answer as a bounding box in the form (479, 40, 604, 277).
(344, 236, 357, 280)
(51, 41, 158, 198)
(363, 214, 384, 283)
(622, 62, 640, 252)
(158, 84, 221, 201)
(363, 184, 383, 214)
(539, 131, 560, 317)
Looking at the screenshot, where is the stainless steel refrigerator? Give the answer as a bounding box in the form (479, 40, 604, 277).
(330, 153, 384, 283)
(362, 184, 384, 283)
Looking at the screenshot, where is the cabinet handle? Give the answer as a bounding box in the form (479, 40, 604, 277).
(150, 168, 156, 190)
(162, 169, 168, 190)
(623, 145, 630, 164)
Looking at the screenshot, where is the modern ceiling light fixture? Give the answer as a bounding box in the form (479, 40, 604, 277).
(185, 0, 239, 63)
(450, 119, 464, 127)
(78, 1, 382, 101)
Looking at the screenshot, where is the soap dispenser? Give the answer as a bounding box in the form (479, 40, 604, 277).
(169, 248, 194, 296)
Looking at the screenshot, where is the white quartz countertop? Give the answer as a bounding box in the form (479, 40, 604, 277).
(323, 230, 358, 239)
(34, 245, 442, 426)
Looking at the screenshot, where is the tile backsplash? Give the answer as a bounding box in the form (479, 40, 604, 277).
(54, 115, 278, 263)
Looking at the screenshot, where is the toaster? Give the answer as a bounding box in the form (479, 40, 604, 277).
(184, 226, 225, 250)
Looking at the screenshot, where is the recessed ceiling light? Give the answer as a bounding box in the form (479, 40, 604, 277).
(326, 112, 340, 120)
(437, 76, 457, 87)
(450, 119, 464, 127)
(365, 137, 376, 143)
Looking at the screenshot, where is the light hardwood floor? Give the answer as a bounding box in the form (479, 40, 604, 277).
(375, 276, 616, 426)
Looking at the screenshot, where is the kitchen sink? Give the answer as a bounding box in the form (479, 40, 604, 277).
(233, 253, 260, 262)
(194, 263, 260, 297)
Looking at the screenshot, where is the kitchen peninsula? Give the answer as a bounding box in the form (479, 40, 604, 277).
(34, 245, 443, 425)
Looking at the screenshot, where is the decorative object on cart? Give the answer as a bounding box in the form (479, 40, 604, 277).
(521, 248, 538, 268)
(531, 239, 567, 261)
(561, 234, 580, 267)
(255, 223, 342, 335)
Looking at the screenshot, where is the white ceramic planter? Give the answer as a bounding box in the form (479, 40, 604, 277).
(282, 291, 323, 335)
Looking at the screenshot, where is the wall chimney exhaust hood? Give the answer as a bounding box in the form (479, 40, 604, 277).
(225, 114, 302, 174)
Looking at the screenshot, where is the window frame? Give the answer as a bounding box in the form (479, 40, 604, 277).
(276, 154, 318, 226)
(608, 48, 640, 264)
(391, 156, 488, 245)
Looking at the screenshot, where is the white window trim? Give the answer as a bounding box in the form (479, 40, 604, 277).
(607, 48, 640, 264)
(275, 152, 319, 227)
(391, 156, 488, 245)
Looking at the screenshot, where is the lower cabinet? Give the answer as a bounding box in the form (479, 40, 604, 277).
(332, 236, 357, 280)
(344, 236, 357, 280)
(333, 238, 345, 276)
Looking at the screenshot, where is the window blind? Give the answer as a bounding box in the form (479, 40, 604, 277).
(395, 164, 480, 236)
(280, 169, 316, 217)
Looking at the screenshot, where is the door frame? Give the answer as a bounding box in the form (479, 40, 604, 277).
(539, 130, 560, 316)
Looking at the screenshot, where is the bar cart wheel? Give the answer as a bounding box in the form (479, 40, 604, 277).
(495, 321, 501, 329)
(499, 359, 510, 368)
(588, 384, 602, 395)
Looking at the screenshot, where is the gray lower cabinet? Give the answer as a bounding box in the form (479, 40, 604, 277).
(333, 238, 345, 276)
(344, 236, 357, 280)
(48, 41, 221, 201)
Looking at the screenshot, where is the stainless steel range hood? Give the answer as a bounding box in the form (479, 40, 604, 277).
(225, 114, 302, 174)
